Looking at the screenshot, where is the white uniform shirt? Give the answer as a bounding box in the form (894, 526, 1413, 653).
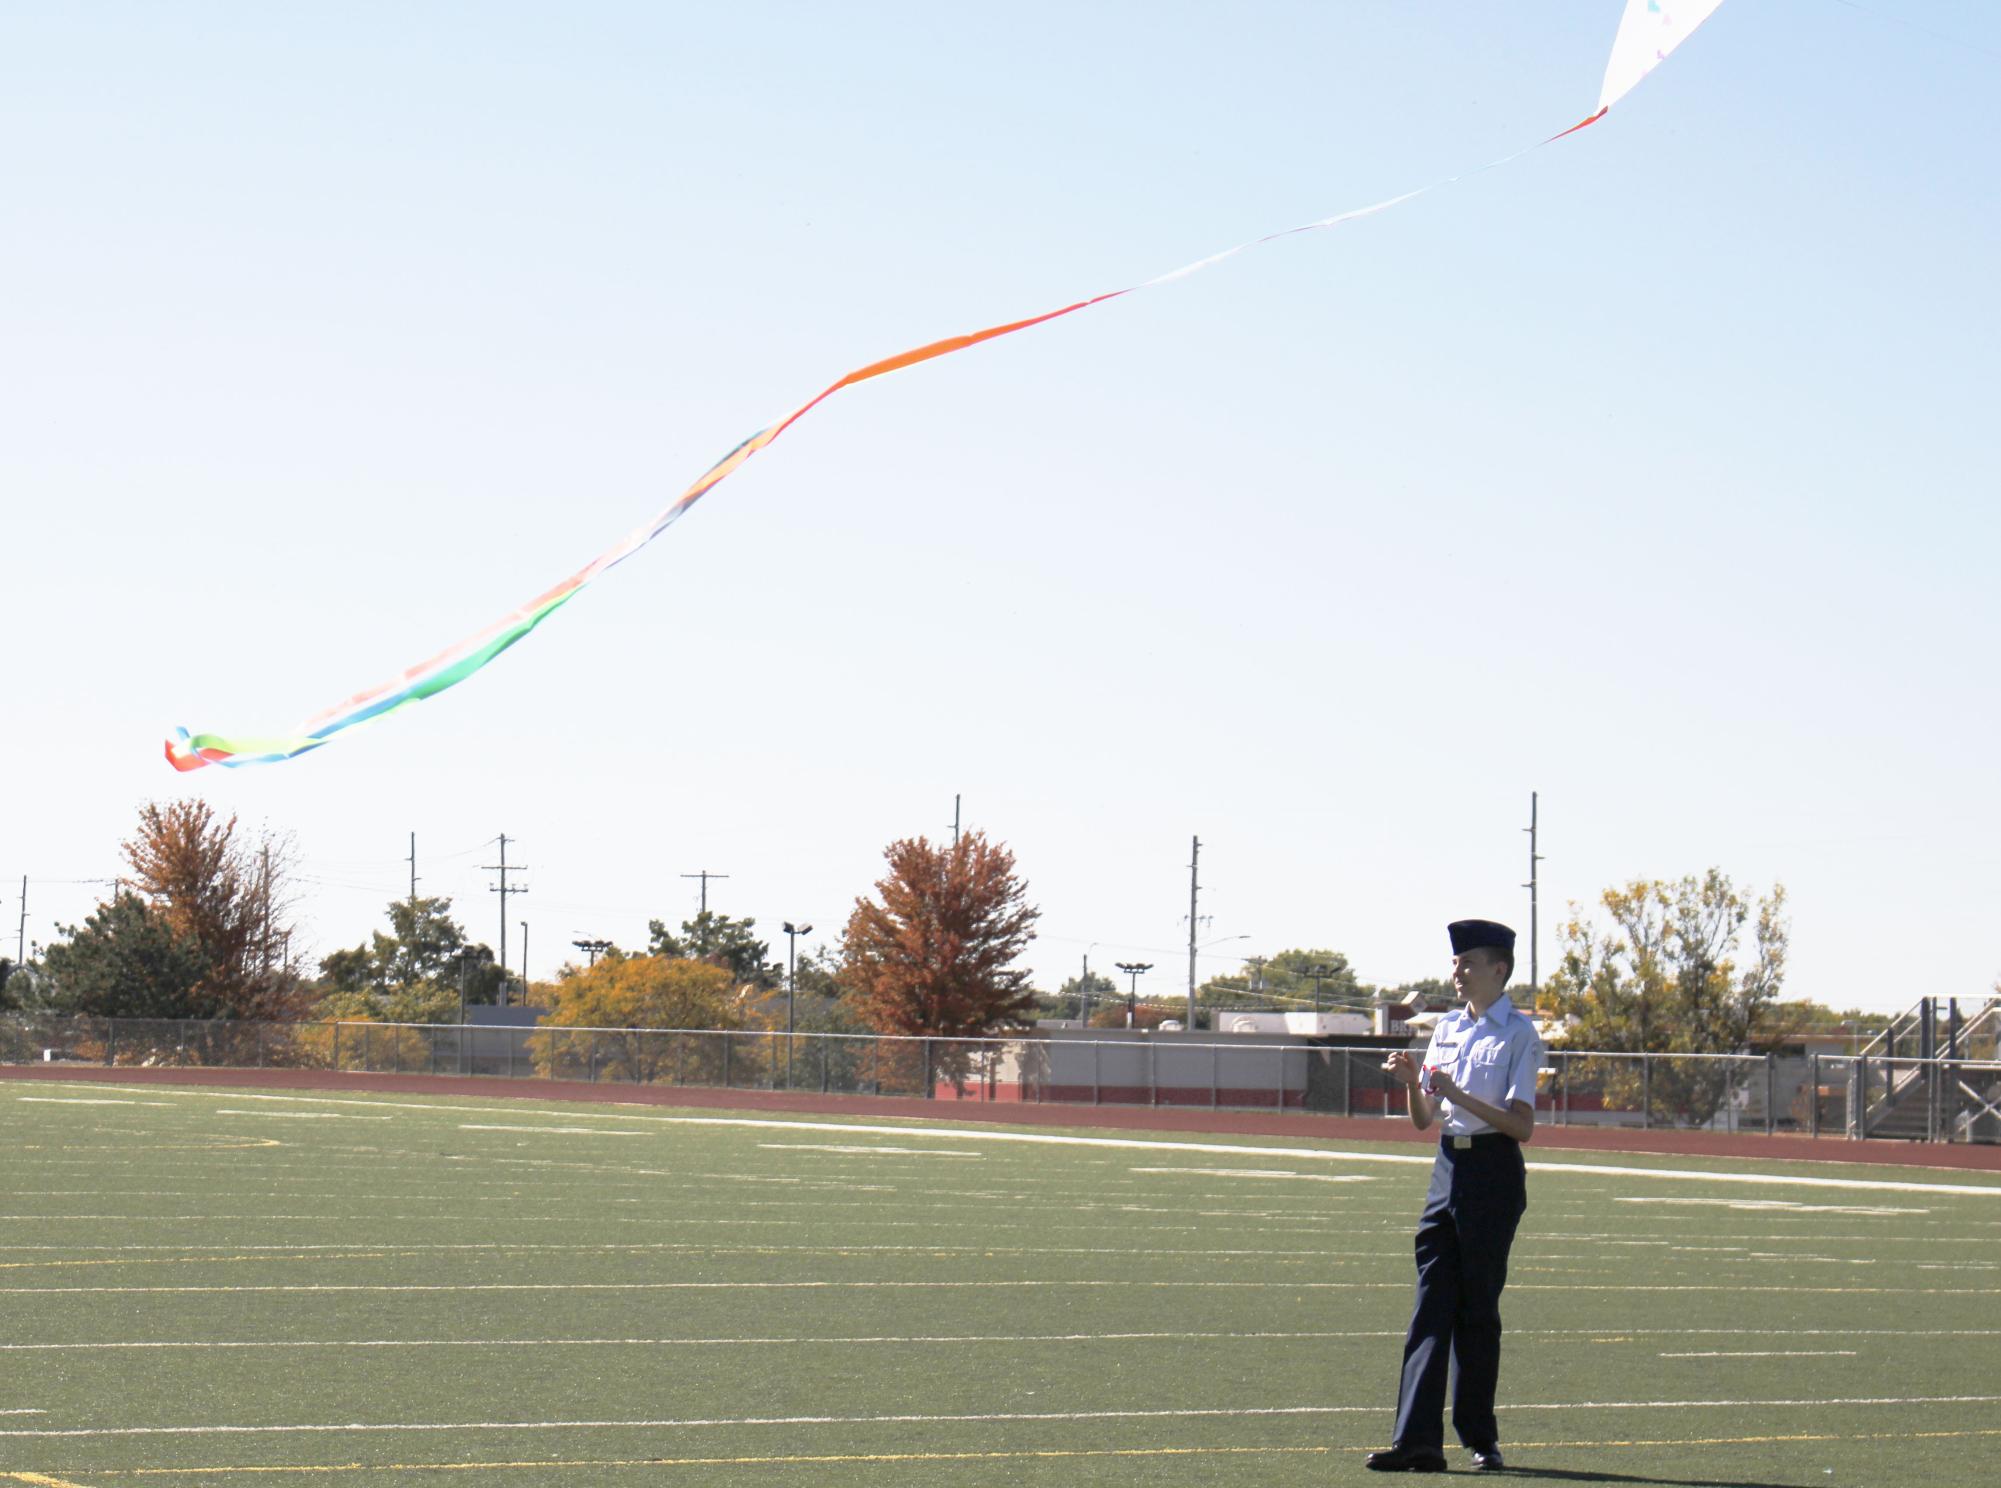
(1421, 993, 1544, 1136)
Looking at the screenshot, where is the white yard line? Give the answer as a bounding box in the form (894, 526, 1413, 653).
(1, 1280, 1992, 1296)
(1615, 1197, 1927, 1215)
(86, 1091, 2001, 1196)
(0, 1330, 1385, 1351)
(1659, 1351, 1859, 1358)
(5, 1395, 1998, 1439)
(460, 1126, 645, 1136)
(3, 1326, 1992, 1353)
(1133, 1166, 1373, 1183)
(212, 1111, 391, 1121)
(758, 1144, 981, 1158)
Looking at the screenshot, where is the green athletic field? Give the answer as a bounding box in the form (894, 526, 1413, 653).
(3, 1083, 1998, 1486)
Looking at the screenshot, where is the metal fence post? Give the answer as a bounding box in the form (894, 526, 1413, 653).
(1641, 1055, 1651, 1131)
(1855, 1057, 1869, 1139)
(1342, 1050, 1352, 1119)
(1149, 1040, 1158, 1107)
(1211, 1042, 1220, 1109)
(1275, 1044, 1284, 1112)
(820, 1036, 830, 1094)
(723, 1033, 733, 1088)
(1765, 1052, 1776, 1136)
(364, 1022, 373, 1072)
(923, 1038, 933, 1100)
(1092, 1040, 1101, 1105)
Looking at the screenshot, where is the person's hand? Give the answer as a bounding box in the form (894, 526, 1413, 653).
(1382, 1050, 1421, 1089)
(1429, 1068, 1463, 1103)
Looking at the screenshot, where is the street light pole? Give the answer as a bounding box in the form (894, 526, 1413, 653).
(1114, 961, 1154, 1028)
(783, 920, 813, 1087)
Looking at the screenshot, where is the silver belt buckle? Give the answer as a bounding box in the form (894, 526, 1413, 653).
(1451, 1135, 1472, 1150)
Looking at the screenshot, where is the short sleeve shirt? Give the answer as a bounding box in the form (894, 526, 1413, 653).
(1421, 993, 1545, 1136)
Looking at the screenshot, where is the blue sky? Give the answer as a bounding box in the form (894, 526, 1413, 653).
(4, 2, 1996, 1012)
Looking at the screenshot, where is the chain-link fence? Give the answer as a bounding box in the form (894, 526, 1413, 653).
(1540, 1050, 1808, 1134)
(7, 1015, 1998, 1143)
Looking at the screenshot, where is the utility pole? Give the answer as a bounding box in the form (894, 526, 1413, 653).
(484, 836, 527, 1007)
(1248, 955, 1267, 1005)
(1078, 950, 1094, 1026)
(681, 869, 729, 916)
(520, 920, 530, 1004)
(407, 831, 419, 907)
(951, 794, 961, 849)
(16, 876, 26, 968)
(261, 844, 272, 974)
(572, 938, 611, 968)
(1185, 836, 1201, 1028)
(1523, 791, 1544, 994)
(1305, 964, 1335, 1012)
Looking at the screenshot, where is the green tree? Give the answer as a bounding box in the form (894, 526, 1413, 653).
(39, 892, 209, 1019)
(1051, 971, 1118, 1022)
(1199, 948, 1367, 1011)
(789, 945, 843, 1002)
(648, 910, 779, 989)
(1547, 869, 1788, 1124)
(315, 896, 506, 1022)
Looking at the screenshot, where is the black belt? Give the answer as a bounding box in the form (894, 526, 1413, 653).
(1440, 1131, 1517, 1151)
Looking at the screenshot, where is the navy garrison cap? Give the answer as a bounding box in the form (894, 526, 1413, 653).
(1447, 919, 1516, 956)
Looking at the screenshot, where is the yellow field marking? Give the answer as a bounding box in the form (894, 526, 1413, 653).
(2, 1472, 101, 1487)
(74, 1429, 2001, 1476)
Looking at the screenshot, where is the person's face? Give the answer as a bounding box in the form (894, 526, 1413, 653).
(1452, 949, 1508, 1005)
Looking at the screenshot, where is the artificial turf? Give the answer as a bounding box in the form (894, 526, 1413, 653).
(2, 1081, 1998, 1486)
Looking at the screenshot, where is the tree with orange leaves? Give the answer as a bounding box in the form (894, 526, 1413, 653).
(120, 800, 303, 1019)
(839, 831, 1040, 1047)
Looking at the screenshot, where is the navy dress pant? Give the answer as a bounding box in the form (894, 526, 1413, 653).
(1390, 1136, 1527, 1453)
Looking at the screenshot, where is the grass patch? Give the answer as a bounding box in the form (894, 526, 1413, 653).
(3, 1084, 1998, 1485)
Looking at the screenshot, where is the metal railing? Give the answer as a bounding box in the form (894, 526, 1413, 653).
(5, 1015, 1999, 1143)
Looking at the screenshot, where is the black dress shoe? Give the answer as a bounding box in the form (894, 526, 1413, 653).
(1365, 1445, 1448, 1472)
(1468, 1443, 1506, 1471)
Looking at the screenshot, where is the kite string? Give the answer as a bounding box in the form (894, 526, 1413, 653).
(165, 115, 1606, 771)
